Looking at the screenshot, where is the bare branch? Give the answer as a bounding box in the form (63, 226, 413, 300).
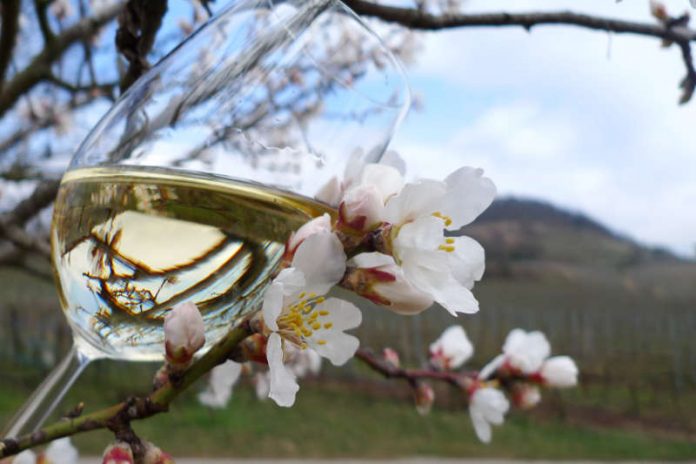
(0, 1, 123, 118)
(116, 0, 168, 91)
(344, 1, 696, 41)
(677, 41, 696, 103)
(34, 0, 56, 44)
(0, 0, 21, 92)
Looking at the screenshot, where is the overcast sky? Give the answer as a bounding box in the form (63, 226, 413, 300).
(389, 0, 696, 256)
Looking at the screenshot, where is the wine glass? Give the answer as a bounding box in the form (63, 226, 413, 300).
(3, 0, 409, 438)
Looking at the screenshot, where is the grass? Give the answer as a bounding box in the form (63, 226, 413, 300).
(1, 368, 695, 460)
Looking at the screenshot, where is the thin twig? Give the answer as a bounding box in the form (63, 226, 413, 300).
(0, 0, 21, 92)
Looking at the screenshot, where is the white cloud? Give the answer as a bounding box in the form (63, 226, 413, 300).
(389, 2, 696, 256)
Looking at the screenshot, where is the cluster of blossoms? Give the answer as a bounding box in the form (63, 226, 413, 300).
(159, 153, 578, 446)
(426, 325, 578, 443)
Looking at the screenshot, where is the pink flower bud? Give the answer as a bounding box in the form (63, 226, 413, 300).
(346, 253, 433, 315)
(338, 185, 384, 232)
(102, 442, 134, 464)
(382, 347, 400, 368)
(414, 383, 435, 416)
(142, 442, 174, 464)
(164, 301, 205, 369)
(510, 383, 541, 410)
(286, 214, 332, 255)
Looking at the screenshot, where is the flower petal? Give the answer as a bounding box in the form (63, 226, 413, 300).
(360, 164, 404, 202)
(315, 176, 342, 206)
(291, 232, 346, 295)
(383, 180, 446, 226)
(442, 167, 496, 229)
(393, 216, 443, 254)
(311, 331, 360, 366)
(261, 282, 285, 332)
(267, 333, 299, 407)
(448, 235, 486, 288)
(470, 408, 492, 444)
(315, 298, 362, 331)
(349, 251, 394, 268)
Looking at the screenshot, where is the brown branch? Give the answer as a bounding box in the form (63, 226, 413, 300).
(34, 0, 56, 44)
(355, 348, 475, 390)
(344, 1, 696, 41)
(115, 0, 168, 92)
(677, 40, 696, 103)
(0, 0, 21, 93)
(0, 1, 123, 119)
(0, 322, 253, 459)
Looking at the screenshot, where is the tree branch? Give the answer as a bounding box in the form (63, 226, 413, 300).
(344, 1, 696, 41)
(0, 322, 253, 458)
(0, 0, 21, 93)
(116, 0, 168, 92)
(34, 0, 56, 44)
(0, 1, 123, 118)
(355, 348, 475, 389)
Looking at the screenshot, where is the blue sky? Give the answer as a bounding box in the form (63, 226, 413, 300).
(386, 0, 696, 256)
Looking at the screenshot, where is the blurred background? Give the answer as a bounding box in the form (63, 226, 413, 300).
(0, 0, 695, 460)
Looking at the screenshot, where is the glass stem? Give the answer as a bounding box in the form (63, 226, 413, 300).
(2, 345, 90, 439)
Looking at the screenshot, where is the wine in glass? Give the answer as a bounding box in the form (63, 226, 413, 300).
(3, 0, 409, 438)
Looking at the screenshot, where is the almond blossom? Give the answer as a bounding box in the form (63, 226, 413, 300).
(429, 325, 474, 371)
(197, 361, 243, 409)
(510, 383, 542, 410)
(480, 329, 551, 379)
(414, 383, 435, 416)
(468, 386, 509, 444)
(540, 356, 578, 387)
(262, 232, 362, 407)
(163, 301, 205, 370)
(381, 167, 495, 315)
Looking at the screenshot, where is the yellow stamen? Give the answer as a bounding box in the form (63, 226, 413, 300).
(319, 310, 329, 316)
(445, 238, 455, 244)
(438, 245, 455, 253)
(317, 340, 327, 345)
(311, 322, 321, 330)
(324, 322, 333, 329)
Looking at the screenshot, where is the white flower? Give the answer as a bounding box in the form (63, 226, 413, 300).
(43, 438, 79, 464)
(502, 329, 551, 374)
(286, 213, 332, 254)
(262, 232, 361, 407)
(347, 252, 433, 315)
(382, 167, 495, 315)
(540, 356, 578, 388)
(429, 325, 474, 370)
(197, 361, 243, 408)
(163, 301, 205, 368)
(284, 343, 322, 378)
(469, 387, 509, 444)
(12, 450, 36, 464)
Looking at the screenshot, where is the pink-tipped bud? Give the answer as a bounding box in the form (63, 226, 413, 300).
(102, 442, 134, 464)
(142, 442, 174, 464)
(650, 0, 668, 21)
(510, 383, 541, 410)
(345, 253, 433, 315)
(286, 214, 332, 257)
(382, 348, 400, 368)
(164, 302, 205, 370)
(414, 383, 435, 416)
(429, 326, 474, 371)
(338, 185, 384, 232)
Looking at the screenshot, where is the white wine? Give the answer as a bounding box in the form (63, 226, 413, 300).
(51, 166, 332, 361)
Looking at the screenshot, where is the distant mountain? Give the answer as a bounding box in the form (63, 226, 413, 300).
(465, 197, 680, 271)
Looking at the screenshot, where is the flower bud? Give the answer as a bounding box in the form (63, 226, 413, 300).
(382, 347, 400, 368)
(338, 185, 384, 232)
(510, 383, 541, 410)
(414, 383, 435, 416)
(164, 301, 205, 370)
(102, 442, 134, 464)
(429, 325, 474, 371)
(142, 442, 174, 464)
(286, 214, 332, 255)
(345, 253, 433, 315)
(540, 356, 578, 388)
